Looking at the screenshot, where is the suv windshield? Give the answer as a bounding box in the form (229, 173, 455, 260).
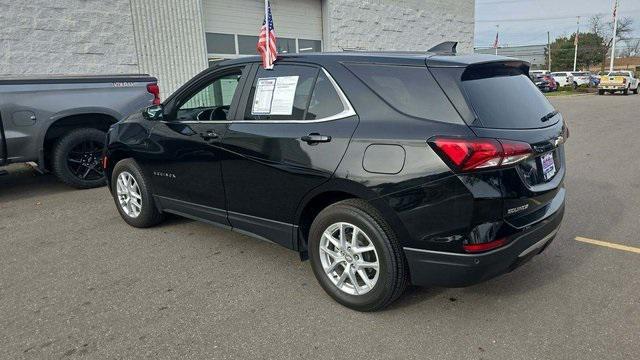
(462, 74, 557, 129)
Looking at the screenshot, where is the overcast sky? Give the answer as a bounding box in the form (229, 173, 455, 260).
(475, 0, 640, 48)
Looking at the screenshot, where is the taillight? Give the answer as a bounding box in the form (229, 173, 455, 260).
(622, 78, 627, 84)
(430, 137, 533, 171)
(147, 83, 161, 105)
(463, 238, 507, 253)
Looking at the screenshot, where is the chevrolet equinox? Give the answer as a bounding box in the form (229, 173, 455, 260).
(104, 43, 567, 311)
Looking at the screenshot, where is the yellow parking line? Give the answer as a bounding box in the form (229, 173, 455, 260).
(575, 237, 640, 254)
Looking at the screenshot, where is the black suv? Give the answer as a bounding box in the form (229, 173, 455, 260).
(104, 43, 566, 311)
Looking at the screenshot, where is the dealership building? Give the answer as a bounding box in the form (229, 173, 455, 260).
(1, 0, 475, 96)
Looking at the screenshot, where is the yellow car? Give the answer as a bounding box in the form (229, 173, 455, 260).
(598, 71, 639, 95)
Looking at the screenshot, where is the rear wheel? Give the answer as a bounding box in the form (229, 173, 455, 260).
(111, 159, 164, 228)
(598, 89, 604, 95)
(623, 87, 629, 95)
(308, 199, 408, 311)
(51, 128, 106, 189)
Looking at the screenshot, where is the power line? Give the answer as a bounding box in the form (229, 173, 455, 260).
(477, 9, 640, 23)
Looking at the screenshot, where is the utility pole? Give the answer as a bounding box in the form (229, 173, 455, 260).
(573, 16, 580, 71)
(547, 31, 552, 72)
(610, 0, 619, 72)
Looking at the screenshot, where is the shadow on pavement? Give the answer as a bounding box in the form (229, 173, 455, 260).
(0, 164, 83, 203)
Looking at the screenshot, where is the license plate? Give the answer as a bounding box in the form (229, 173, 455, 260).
(541, 153, 556, 180)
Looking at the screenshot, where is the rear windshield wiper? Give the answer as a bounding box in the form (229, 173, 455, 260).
(540, 110, 559, 122)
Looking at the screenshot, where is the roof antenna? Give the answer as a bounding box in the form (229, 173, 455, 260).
(428, 41, 458, 55)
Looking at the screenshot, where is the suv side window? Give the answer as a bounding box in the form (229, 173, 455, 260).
(177, 72, 242, 121)
(243, 65, 319, 121)
(306, 71, 344, 120)
(346, 63, 463, 123)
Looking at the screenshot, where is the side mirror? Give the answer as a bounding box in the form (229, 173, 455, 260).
(143, 105, 164, 121)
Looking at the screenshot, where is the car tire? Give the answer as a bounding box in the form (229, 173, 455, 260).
(51, 128, 107, 189)
(308, 199, 408, 311)
(623, 88, 629, 95)
(633, 87, 639, 94)
(111, 158, 164, 228)
(598, 90, 604, 95)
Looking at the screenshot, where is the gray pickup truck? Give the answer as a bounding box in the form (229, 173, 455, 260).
(0, 74, 158, 188)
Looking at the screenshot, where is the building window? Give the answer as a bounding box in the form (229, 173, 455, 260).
(237, 35, 259, 55)
(277, 38, 296, 54)
(206, 33, 235, 54)
(298, 39, 321, 52)
(208, 33, 322, 59)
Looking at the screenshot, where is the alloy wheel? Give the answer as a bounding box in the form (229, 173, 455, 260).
(116, 171, 142, 218)
(319, 222, 380, 295)
(67, 140, 104, 181)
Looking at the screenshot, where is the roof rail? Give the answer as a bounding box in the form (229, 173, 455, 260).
(428, 41, 458, 55)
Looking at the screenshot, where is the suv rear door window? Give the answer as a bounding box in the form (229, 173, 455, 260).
(462, 74, 556, 129)
(244, 65, 318, 121)
(346, 63, 462, 123)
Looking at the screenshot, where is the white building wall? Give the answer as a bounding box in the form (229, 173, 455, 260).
(322, 0, 475, 54)
(0, 0, 138, 75)
(130, 0, 208, 97)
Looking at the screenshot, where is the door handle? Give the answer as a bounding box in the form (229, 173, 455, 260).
(199, 130, 219, 141)
(301, 133, 331, 144)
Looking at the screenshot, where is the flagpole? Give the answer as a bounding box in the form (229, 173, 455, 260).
(495, 25, 499, 55)
(264, 0, 271, 69)
(609, 0, 618, 72)
(573, 16, 580, 71)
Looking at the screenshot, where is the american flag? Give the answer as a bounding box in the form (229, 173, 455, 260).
(612, 0, 618, 19)
(493, 31, 499, 49)
(257, 1, 277, 69)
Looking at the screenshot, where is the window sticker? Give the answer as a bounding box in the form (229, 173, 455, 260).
(251, 77, 276, 115)
(270, 76, 299, 115)
(251, 76, 299, 116)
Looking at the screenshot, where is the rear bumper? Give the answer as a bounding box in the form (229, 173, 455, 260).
(404, 203, 564, 287)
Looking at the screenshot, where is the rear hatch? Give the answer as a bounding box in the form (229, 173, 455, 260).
(428, 59, 566, 229)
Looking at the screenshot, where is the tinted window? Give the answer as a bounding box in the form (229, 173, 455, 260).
(277, 38, 297, 54)
(462, 74, 556, 129)
(244, 65, 319, 121)
(347, 64, 462, 123)
(206, 33, 235, 54)
(306, 72, 344, 120)
(238, 35, 258, 55)
(299, 39, 321, 52)
(177, 72, 242, 121)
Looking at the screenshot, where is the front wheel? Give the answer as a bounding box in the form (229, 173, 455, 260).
(51, 128, 107, 189)
(111, 159, 164, 228)
(308, 199, 408, 311)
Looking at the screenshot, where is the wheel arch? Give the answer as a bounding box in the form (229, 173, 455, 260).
(43, 112, 119, 168)
(294, 179, 409, 257)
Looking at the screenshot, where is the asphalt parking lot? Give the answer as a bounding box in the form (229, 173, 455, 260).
(1, 94, 639, 360)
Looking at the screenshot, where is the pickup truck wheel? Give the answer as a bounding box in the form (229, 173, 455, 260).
(308, 199, 408, 311)
(51, 128, 106, 189)
(598, 90, 604, 95)
(111, 159, 164, 228)
(633, 87, 638, 94)
(623, 88, 629, 95)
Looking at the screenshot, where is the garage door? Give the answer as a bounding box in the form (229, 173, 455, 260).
(203, 0, 323, 61)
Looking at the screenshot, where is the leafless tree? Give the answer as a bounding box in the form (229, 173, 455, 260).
(621, 39, 640, 57)
(589, 14, 634, 71)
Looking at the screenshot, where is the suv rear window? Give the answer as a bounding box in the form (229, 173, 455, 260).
(346, 64, 462, 123)
(462, 74, 556, 129)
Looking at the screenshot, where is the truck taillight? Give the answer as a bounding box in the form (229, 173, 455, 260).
(622, 78, 627, 84)
(429, 137, 533, 171)
(147, 83, 161, 105)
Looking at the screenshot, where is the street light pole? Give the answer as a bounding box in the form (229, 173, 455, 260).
(547, 31, 552, 72)
(573, 16, 580, 72)
(610, 0, 619, 72)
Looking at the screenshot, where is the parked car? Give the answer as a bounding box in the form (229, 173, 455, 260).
(532, 74, 558, 92)
(551, 72, 575, 88)
(598, 71, 639, 95)
(590, 73, 601, 87)
(570, 71, 591, 86)
(529, 70, 550, 78)
(0, 74, 159, 188)
(104, 46, 567, 311)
